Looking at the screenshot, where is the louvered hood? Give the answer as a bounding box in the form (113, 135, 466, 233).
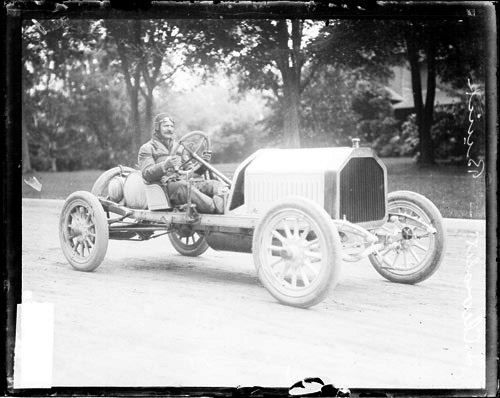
(240, 147, 387, 227)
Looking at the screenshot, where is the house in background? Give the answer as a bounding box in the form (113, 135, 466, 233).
(385, 65, 462, 123)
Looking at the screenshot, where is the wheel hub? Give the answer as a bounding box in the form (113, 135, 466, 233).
(71, 211, 92, 241)
(280, 239, 306, 268)
(281, 245, 303, 260)
(401, 226, 413, 240)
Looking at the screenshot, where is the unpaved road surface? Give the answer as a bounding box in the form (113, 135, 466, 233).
(21, 199, 486, 389)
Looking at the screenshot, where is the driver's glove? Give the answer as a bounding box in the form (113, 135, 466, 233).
(162, 155, 181, 172)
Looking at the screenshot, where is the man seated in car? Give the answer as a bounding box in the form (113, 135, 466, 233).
(138, 113, 226, 214)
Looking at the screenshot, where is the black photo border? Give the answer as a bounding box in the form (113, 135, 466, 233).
(3, 1, 498, 396)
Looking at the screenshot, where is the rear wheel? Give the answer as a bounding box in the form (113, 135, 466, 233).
(369, 190, 445, 284)
(59, 191, 109, 272)
(168, 228, 209, 257)
(253, 197, 342, 308)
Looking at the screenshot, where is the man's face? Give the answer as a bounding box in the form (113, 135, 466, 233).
(159, 118, 175, 140)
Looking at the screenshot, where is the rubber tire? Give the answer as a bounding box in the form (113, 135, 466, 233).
(91, 166, 136, 198)
(59, 191, 109, 272)
(368, 190, 445, 284)
(252, 197, 342, 308)
(168, 231, 209, 257)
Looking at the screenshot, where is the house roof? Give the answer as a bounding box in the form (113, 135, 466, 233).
(392, 87, 461, 109)
(383, 86, 405, 104)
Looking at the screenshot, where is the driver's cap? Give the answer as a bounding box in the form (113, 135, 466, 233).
(154, 113, 174, 131)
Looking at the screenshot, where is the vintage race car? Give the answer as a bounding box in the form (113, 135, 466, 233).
(59, 131, 445, 308)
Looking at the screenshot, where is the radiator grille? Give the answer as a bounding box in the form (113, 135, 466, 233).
(339, 158, 385, 223)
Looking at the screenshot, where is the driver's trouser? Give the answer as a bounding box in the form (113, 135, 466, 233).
(165, 179, 225, 214)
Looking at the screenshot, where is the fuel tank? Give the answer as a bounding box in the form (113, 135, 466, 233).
(204, 232, 253, 253)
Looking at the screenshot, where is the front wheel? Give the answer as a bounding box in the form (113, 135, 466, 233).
(168, 228, 209, 257)
(368, 190, 445, 284)
(253, 197, 342, 308)
(59, 191, 109, 272)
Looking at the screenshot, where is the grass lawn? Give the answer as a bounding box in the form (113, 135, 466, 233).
(21, 157, 486, 219)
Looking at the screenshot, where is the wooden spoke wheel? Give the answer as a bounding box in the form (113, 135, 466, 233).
(59, 191, 109, 272)
(369, 190, 445, 284)
(253, 197, 342, 308)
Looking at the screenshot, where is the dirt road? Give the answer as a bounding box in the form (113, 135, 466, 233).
(20, 199, 486, 389)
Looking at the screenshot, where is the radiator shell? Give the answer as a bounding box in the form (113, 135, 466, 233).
(236, 147, 387, 227)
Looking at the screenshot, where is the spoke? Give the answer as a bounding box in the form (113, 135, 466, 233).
(391, 250, 401, 268)
(83, 240, 89, 256)
(268, 244, 284, 253)
(413, 241, 428, 252)
(291, 269, 298, 287)
(293, 218, 300, 238)
(300, 224, 311, 239)
(380, 253, 393, 267)
(193, 137, 207, 155)
(73, 241, 82, 256)
(269, 257, 285, 269)
(303, 259, 318, 276)
(283, 219, 292, 238)
(377, 246, 393, 257)
(67, 229, 78, 239)
(299, 267, 311, 287)
(272, 259, 286, 278)
(391, 212, 431, 230)
(304, 238, 319, 248)
(403, 250, 408, 269)
(408, 247, 421, 264)
(304, 250, 322, 261)
(85, 238, 94, 249)
(272, 230, 286, 243)
(281, 262, 292, 281)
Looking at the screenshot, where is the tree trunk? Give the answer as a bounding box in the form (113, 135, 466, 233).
(21, 113, 32, 173)
(141, 33, 163, 143)
(141, 85, 154, 144)
(130, 85, 142, 152)
(282, 83, 301, 148)
(405, 27, 435, 165)
(112, 19, 144, 154)
(144, 95, 153, 142)
(275, 20, 302, 148)
(420, 39, 437, 165)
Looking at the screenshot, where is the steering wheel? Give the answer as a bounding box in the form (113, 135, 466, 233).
(171, 131, 211, 175)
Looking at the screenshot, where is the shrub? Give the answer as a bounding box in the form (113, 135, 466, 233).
(398, 97, 485, 163)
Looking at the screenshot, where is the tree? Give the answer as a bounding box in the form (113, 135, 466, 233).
(226, 20, 324, 148)
(177, 19, 324, 148)
(22, 19, 132, 171)
(314, 17, 486, 165)
(105, 19, 149, 151)
(22, 19, 100, 171)
(103, 18, 241, 151)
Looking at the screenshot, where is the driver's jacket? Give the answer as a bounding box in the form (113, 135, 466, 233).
(137, 137, 178, 184)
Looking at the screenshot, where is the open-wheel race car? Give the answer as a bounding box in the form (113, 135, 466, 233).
(59, 132, 446, 308)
